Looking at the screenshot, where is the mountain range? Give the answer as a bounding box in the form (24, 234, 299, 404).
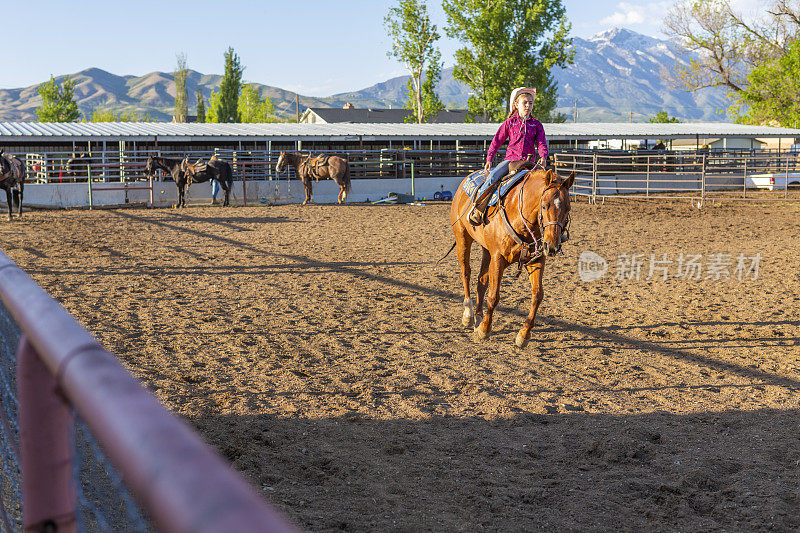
(0, 28, 729, 123)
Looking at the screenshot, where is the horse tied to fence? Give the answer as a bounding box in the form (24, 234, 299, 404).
(275, 151, 351, 205)
(145, 155, 185, 204)
(181, 156, 233, 207)
(0, 150, 26, 221)
(450, 166, 574, 347)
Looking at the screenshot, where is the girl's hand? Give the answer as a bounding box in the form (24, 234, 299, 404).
(483, 161, 491, 173)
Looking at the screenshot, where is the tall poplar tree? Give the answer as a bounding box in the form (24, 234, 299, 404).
(442, 0, 573, 122)
(218, 47, 244, 123)
(385, 0, 443, 123)
(196, 88, 206, 123)
(173, 53, 188, 123)
(36, 75, 81, 122)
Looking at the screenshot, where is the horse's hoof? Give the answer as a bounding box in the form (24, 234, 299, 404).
(515, 333, 529, 348)
(473, 326, 489, 340)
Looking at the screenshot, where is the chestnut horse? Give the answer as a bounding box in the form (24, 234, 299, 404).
(275, 151, 351, 205)
(450, 168, 574, 347)
(0, 150, 26, 221)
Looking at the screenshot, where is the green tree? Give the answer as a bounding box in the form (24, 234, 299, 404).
(238, 84, 279, 122)
(196, 88, 206, 123)
(87, 109, 150, 122)
(663, 0, 800, 120)
(217, 47, 244, 123)
(174, 53, 188, 123)
(404, 49, 445, 123)
(385, 0, 443, 123)
(442, 0, 573, 122)
(649, 110, 680, 123)
(36, 75, 81, 122)
(206, 89, 222, 123)
(735, 39, 800, 126)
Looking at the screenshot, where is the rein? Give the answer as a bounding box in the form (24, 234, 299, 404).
(500, 172, 571, 276)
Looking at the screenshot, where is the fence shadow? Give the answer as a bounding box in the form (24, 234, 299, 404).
(191, 409, 800, 532)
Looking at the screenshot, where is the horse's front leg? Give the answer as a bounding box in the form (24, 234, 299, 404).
(473, 247, 491, 329)
(181, 182, 190, 208)
(4, 188, 12, 221)
(516, 258, 545, 348)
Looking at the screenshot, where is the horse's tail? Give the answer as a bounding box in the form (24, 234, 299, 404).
(436, 241, 457, 265)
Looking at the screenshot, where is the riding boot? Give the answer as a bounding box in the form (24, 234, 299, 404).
(468, 186, 497, 225)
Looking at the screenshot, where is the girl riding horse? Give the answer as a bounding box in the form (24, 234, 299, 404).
(469, 87, 549, 225)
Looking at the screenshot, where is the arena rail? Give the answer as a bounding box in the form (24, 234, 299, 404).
(0, 250, 298, 533)
(554, 150, 800, 203)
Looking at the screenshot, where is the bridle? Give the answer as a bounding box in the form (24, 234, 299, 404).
(499, 171, 571, 274)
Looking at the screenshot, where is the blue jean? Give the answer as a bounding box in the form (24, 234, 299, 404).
(211, 179, 220, 199)
(476, 159, 511, 197)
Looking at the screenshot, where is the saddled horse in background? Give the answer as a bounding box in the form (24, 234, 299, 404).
(181, 156, 233, 207)
(275, 151, 351, 205)
(449, 167, 574, 347)
(0, 150, 26, 221)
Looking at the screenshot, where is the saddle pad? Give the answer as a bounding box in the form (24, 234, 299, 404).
(461, 168, 531, 207)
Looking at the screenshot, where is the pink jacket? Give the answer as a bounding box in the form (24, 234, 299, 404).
(486, 115, 548, 164)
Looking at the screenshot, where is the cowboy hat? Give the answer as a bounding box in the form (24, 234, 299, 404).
(509, 87, 537, 112)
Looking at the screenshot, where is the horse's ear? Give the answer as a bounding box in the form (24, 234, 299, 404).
(545, 169, 554, 185)
(562, 171, 575, 191)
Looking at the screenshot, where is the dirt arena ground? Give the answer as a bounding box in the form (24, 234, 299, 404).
(2, 196, 799, 531)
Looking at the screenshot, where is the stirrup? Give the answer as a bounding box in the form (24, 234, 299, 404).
(468, 207, 484, 225)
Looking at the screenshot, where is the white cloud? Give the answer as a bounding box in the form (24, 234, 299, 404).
(600, 2, 672, 27)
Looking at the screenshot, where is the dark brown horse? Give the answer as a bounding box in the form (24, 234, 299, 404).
(0, 150, 26, 221)
(450, 167, 574, 347)
(145, 155, 187, 206)
(181, 156, 233, 207)
(275, 151, 351, 205)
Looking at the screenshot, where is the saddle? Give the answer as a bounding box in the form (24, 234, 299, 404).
(468, 156, 537, 225)
(189, 154, 219, 175)
(309, 154, 330, 179)
(192, 158, 210, 173)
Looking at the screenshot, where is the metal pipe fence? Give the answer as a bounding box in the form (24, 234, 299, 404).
(0, 251, 298, 533)
(554, 150, 800, 202)
(11, 148, 800, 203)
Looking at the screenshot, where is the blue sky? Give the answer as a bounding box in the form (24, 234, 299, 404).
(2, 0, 677, 94)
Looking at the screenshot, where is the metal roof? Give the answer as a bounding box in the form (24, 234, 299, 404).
(304, 108, 473, 124)
(0, 121, 798, 141)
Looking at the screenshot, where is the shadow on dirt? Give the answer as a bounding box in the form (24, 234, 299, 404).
(191, 409, 800, 532)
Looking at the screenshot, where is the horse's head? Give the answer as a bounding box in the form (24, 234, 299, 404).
(538, 169, 574, 257)
(276, 151, 287, 173)
(145, 155, 156, 177)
